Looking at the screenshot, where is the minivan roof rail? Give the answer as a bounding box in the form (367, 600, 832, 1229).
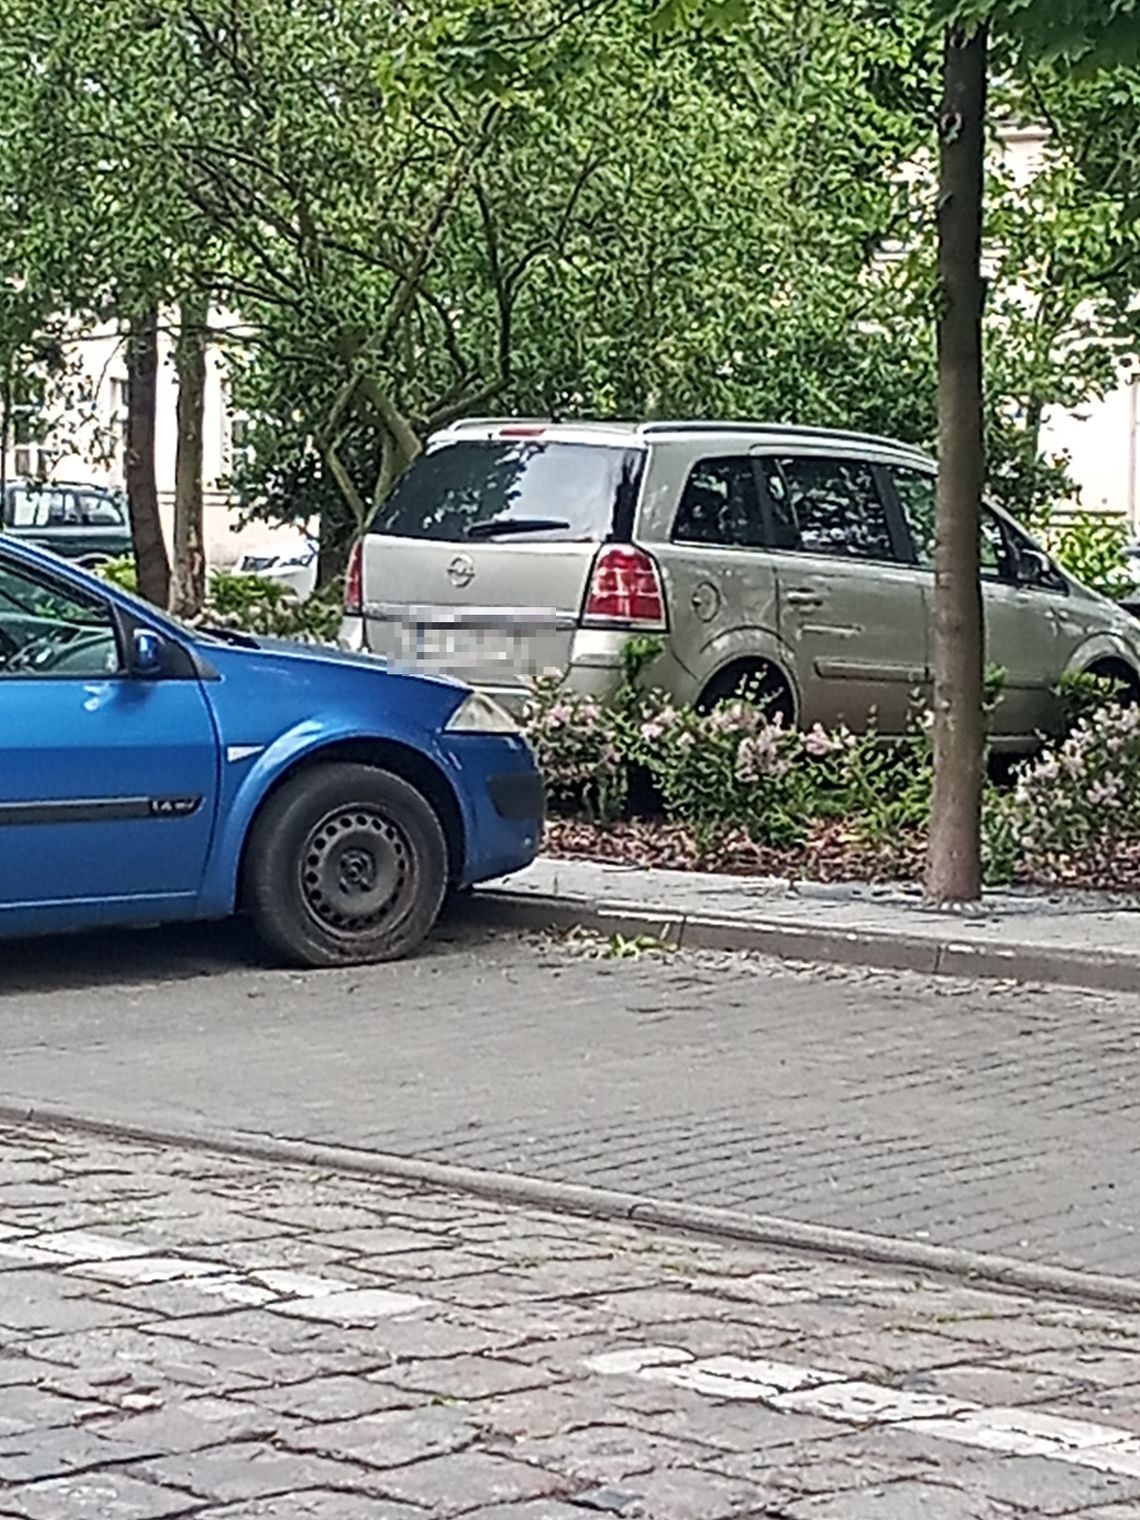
(637, 420, 932, 453)
(439, 417, 635, 432)
(437, 416, 934, 456)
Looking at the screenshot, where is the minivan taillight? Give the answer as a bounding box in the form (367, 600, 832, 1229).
(582, 545, 666, 629)
(344, 540, 363, 615)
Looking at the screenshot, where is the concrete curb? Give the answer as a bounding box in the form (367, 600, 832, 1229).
(470, 889, 1140, 992)
(5, 1098, 1140, 1312)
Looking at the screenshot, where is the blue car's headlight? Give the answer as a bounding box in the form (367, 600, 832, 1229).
(444, 691, 521, 736)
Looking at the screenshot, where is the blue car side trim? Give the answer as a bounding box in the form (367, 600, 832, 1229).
(0, 796, 205, 826)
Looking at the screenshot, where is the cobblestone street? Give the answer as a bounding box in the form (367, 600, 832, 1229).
(5, 1119, 1140, 1518)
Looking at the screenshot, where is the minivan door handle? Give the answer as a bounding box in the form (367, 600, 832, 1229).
(785, 588, 825, 609)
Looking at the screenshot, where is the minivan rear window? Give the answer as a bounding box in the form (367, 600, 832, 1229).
(370, 441, 644, 544)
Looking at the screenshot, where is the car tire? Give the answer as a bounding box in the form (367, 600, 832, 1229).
(243, 762, 449, 967)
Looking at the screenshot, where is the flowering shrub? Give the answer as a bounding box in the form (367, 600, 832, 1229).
(522, 641, 1140, 888)
(630, 701, 815, 852)
(522, 672, 626, 823)
(1010, 703, 1140, 874)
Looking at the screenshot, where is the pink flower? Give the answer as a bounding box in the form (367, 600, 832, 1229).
(735, 728, 784, 783)
(804, 723, 836, 759)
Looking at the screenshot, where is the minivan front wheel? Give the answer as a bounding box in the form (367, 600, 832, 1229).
(243, 763, 449, 967)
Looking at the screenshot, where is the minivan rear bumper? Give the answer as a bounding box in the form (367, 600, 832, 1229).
(339, 614, 629, 715)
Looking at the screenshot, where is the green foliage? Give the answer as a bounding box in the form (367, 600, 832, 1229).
(930, 1, 1140, 72)
(98, 556, 138, 593)
(98, 558, 341, 643)
(1055, 668, 1127, 729)
(204, 572, 343, 643)
(1051, 512, 1133, 599)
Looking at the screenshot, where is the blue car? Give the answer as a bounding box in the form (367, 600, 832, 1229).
(0, 540, 543, 965)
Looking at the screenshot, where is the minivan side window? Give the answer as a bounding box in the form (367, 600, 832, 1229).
(672, 457, 764, 549)
(767, 456, 896, 562)
(891, 467, 1010, 581)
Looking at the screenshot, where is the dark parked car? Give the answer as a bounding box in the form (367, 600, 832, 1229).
(3, 480, 132, 566)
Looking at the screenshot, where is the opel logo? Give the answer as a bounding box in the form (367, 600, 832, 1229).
(447, 553, 476, 588)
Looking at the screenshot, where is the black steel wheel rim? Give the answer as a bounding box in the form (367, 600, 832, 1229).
(300, 804, 416, 935)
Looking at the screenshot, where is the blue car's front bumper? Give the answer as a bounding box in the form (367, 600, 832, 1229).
(437, 733, 544, 887)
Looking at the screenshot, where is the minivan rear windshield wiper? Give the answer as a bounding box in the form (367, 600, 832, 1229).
(465, 517, 571, 539)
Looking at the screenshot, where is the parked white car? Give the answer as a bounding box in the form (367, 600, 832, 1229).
(235, 530, 318, 600)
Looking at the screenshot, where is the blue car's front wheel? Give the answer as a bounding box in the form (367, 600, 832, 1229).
(243, 763, 449, 967)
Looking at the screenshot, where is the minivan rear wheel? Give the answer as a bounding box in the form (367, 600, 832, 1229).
(698, 662, 794, 724)
(243, 763, 448, 967)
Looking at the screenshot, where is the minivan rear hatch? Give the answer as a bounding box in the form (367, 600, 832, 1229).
(357, 428, 645, 693)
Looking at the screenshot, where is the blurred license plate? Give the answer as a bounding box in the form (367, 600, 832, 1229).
(415, 625, 481, 660)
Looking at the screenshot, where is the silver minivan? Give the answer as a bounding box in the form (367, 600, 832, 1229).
(340, 419, 1140, 748)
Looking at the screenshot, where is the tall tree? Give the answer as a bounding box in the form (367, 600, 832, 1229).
(171, 297, 208, 619)
(926, 0, 1140, 902)
(125, 306, 170, 608)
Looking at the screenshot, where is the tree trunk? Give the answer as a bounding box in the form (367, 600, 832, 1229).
(170, 298, 208, 619)
(925, 25, 989, 904)
(125, 305, 170, 608)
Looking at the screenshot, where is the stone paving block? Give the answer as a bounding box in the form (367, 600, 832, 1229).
(370, 1450, 568, 1515)
(934, 1451, 1140, 1515)
(0, 1427, 159, 1484)
(86, 1393, 285, 1453)
(463, 1300, 643, 1344)
(635, 1396, 840, 1457)
(576, 1464, 763, 1519)
(378, 1352, 561, 1401)
(506, 1425, 719, 1487)
(611, 1317, 801, 1362)
(351, 1314, 528, 1360)
(285, 1404, 479, 1468)
(415, 1271, 557, 1309)
(137, 1439, 376, 1504)
(900, 1364, 1083, 1407)
(269, 1286, 429, 1324)
(231, 1373, 419, 1424)
(0, 1470, 197, 1519)
(471, 1384, 629, 1444)
(0, 1384, 111, 1434)
(194, 1496, 423, 1519)
(780, 1481, 1014, 1519)
(319, 1225, 460, 1255)
(1027, 1388, 1140, 1437)
(0, 1284, 145, 1337)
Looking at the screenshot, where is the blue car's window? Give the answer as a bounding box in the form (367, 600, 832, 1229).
(0, 560, 121, 678)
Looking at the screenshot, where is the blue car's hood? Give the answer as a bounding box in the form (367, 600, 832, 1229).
(199, 630, 463, 689)
(193, 631, 471, 735)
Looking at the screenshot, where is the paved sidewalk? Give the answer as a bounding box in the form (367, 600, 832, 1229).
(479, 858, 1140, 990)
(8, 1121, 1140, 1518)
(4, 924, 1140, 1277)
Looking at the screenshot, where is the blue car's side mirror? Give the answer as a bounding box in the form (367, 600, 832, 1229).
(131, 628, 165, 678)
